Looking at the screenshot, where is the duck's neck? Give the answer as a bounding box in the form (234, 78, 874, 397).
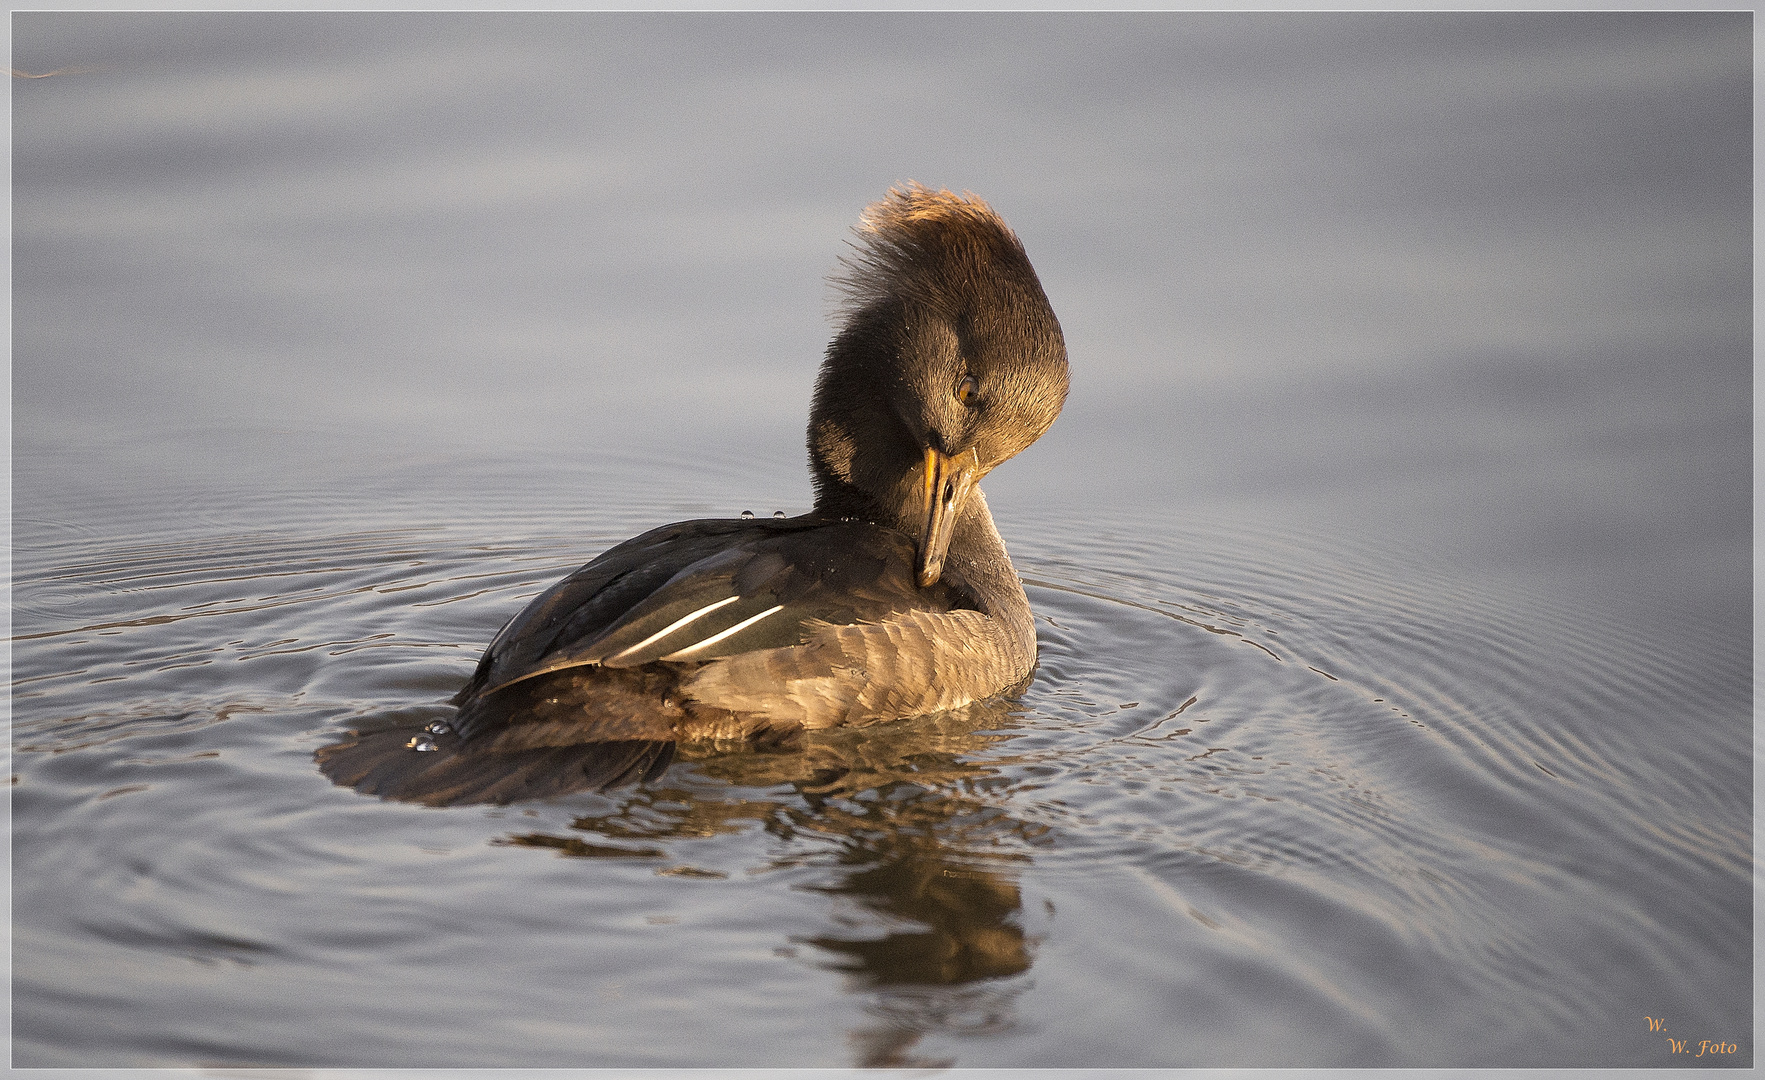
(806, 469, 892, 524)
(939, 489, 1014, 589)
(805, 303, 923, 531)
(939, 489, 1036, 670)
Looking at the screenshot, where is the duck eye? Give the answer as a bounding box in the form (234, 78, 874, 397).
(955, 374, 980, 406)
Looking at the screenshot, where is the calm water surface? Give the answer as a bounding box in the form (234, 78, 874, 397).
(11, 11, 1751, 1071)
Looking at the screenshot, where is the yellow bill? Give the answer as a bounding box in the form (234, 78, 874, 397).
(916, 446, 982, 587)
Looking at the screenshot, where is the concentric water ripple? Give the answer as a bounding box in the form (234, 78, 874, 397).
(10, 479, 1749, 1068)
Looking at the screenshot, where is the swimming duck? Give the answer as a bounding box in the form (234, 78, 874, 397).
(318, 184, 1067, 803)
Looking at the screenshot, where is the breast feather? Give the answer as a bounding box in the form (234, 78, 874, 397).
(682, 607, 1021, 728)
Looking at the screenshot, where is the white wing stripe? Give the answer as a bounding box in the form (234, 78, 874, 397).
(660, 604, 786, 661)
(604, 594, 742, 662)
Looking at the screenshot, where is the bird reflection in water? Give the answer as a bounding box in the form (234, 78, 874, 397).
(802, 830, 1034, 1067)
(502, 697, 1047, 1068)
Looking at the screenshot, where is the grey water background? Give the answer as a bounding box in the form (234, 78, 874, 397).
(11, 11, 1752, 1070)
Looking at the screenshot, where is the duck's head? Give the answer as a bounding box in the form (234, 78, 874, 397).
(808, 184, 1069, 587)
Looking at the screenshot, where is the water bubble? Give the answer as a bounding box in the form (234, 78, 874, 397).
(425, 721, 453, 735)
(740, 510, 755, 520)
(407, 735, 438, 752)
(772, 510, 786, 519)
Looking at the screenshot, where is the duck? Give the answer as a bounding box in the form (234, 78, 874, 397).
(317, 184, 1068, 804)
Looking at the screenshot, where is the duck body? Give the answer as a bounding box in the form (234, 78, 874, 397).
(451, 496, 1034, 748)
(318, 184, 1067, 803)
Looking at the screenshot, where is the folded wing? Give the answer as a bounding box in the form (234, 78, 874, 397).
(452, 516, 972, 731)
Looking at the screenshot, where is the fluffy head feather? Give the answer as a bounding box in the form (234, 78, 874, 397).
(834, 183, 1045, 320)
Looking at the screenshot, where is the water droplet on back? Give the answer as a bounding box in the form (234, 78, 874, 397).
(740, 510, 755, 520)
(772, 510, 786, 519)
(407, 735, 437, 752)
(425, 721, 452, 735)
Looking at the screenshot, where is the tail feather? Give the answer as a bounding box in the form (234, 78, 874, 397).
(315, 726, 675, 806)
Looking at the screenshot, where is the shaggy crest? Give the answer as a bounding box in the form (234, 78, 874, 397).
(834, 182, 1043, 317)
